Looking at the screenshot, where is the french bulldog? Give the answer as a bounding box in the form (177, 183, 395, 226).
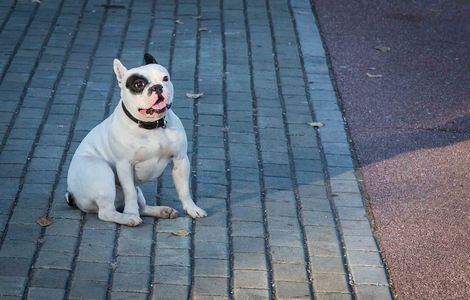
(65, 53, 207, 226)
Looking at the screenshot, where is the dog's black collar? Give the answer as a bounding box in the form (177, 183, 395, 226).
(121, 101, 171, 130)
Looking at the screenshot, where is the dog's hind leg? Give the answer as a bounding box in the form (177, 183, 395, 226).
(136, 187, 178, 219)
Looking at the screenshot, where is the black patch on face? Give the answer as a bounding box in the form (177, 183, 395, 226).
(125, 74, 149, 94)
(144, 53, 158, 65)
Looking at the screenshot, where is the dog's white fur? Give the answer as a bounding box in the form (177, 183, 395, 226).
(66, 56, 207, 226)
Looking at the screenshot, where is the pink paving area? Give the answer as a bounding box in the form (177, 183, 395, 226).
(312, 0, 470, 298)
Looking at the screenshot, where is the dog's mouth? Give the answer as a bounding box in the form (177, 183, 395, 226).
(138, 94, 168, 118)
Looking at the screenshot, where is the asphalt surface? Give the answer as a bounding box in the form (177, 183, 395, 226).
(312, 0, 470, 299)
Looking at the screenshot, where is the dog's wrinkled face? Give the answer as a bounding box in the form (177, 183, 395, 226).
(113, 53, 173, 121)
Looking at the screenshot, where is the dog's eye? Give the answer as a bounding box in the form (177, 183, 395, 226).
(163, 76, 169, 82)
(134, 80, 145, 90)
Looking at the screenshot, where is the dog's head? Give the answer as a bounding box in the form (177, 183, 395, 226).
(113, 53, 173, 121)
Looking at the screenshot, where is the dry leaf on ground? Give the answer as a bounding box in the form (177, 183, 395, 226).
(366, 72, 383, 78)
(308, 121, 324, 128)
(375, 46, 391, 52)
(193, 15, 203, 20)
(186, 93, 204, 100)
(171, 229, 190, 237)
(36, 216, 53, 227)
(198, 27, 208, 32)
(175, 19, 184, 25)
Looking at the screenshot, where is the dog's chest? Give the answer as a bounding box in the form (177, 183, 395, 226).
(130, 131, 180, 183)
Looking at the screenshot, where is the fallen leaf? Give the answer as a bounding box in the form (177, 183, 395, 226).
(308, 121, 324, 128)
(198, 27, 208, 32)
(36, 216, 53, 227)
(366, 72, 383, 78)
(175, 19, 184, 25)
(32, 0, 41, 3)
(186, 92, 204, 100)
(193, 15, 203, 20)
(171, 229, 190, 237)
(375, 46, 391, 52)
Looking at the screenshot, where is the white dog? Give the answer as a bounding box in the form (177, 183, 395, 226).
(65, 53, 207, 226)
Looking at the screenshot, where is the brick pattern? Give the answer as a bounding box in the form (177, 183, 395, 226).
(0, 0, 392, 299)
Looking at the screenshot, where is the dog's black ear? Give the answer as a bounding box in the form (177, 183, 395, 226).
(144, 53, 158, 65)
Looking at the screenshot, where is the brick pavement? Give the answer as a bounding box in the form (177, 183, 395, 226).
(0, 0, 393, 299)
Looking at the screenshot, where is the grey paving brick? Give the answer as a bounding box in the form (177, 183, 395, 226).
(77, 244, 114, 263)
(0, 257, 31, 277)
(154, 265, 190, 285)
(194, 258, 228, 277)
(0, 276, 26, 297)
(347, 250, 384, 267)
(40, 235, 77, 254)
(316, 292, 352, 300)
(355, 284, 393, 300)
(27, 287, 65, 300)
(269, 229, 303, 247)
(117, 238, 152, 257)
(232, 237, 265, 253)
(312, 273, 349, 293)
(271, 246, 306, 264)
(30, 269, 69, 289)
(115, 255, 150, 274)
(343, 235, 379, 251)
(34, 250, 73, 271)
(193, 276, 228, 296)
(275, 281, 311, 299)
(152, 284, 188, 300)
(112, 272, 149, 293)
(194, 241, 228, 259)
(194, 226, 228, 242)
(69, 280, 107, 299)
(154, 248, 190, 267)
(0, 239, 36, 258)
(311, 255, 346, 274)
(231, 221, 264, 238)
(110, 291, 148, 300)
(234, 270, 268, 289)
(351, 266, 389, 285)
(272, 263, 308, 282)
(233, 252, 267, 270)
(234, 288, 269, 300)
(74, 261, 110, 282)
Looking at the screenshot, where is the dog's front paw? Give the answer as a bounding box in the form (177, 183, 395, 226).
(125, 214, 143, 227)
(183, 204, 207, 218)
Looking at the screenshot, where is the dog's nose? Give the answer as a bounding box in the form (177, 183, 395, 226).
(149, 84, 163, 94)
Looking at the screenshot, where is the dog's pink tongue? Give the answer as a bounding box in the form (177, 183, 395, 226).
(152, 101, 167, 110)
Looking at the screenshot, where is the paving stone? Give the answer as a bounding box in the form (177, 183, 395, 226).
(232, 237, 265, 253)
(234, 270, 268, 289)
(311, 255, 346, 274)
(152, 283, 188, 300)
(34, 250, 73, 271)
(351, 266, 389, 285)
(74, 261, 110, 282)
(0, 276, 26, 297)
(194, 241, 228, 259)
(112, 272, 149, 293)
(346, 250, 383, 267)
(110, 291, 148, 300)
(154, 248, 190, 267)
(194, 258, 228, 277)
(355, 284, 393, 300)
(316, 292, 352, 300)
(0, 257, 31, 277)
(193, 276, 228, 296)
(154, 265, 190, 285)
(27, 287, 65, 300)
(272, 263, 308, 282)
(30, 269, 69, 289)
(115, 256, 151, 274)
(234, 288, 269, 300)
(271, 246, 306, 264)
(69, 280, 107, 299)
(275, 281, 311, 299)
(312, 273, 349, 293)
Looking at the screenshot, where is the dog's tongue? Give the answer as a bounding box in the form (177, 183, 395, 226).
(152, 100, 167, 111)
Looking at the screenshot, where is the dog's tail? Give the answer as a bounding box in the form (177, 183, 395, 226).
(65, 191, 77, 208)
